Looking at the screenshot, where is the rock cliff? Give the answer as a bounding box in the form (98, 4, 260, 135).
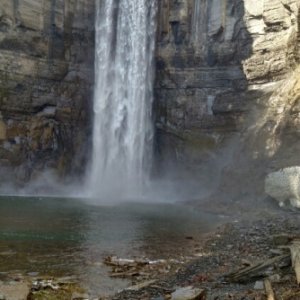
(0, 0, 299, 199)
(155, 0, 300, 199)
(0, 0, 94, 188)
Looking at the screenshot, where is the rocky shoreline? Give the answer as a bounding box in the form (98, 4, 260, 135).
(109, 210, 300, 300)
(1, 201, 299, 300)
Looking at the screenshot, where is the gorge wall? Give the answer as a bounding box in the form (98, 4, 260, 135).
(0, 0, 95, 189)
(0, 0, 299, 199)
(155, 0, 300, 200)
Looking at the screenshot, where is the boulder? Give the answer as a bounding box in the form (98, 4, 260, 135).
(171, 286, 206, 300)
(265, 166, 300, 208)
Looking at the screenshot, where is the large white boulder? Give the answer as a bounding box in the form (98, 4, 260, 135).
(265, 166, 300, 208)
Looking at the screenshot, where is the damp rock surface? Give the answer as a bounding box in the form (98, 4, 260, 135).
(170, 286, 205, 300)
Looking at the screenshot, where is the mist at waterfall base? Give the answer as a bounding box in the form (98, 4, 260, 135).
(85, 0, 156, 203)
(84, 0, 231, 204)
(83, 0, 241, 204)
(0, 0, 194, 204)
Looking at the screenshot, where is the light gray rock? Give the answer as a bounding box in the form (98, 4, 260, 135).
(254, 281, 264, 290)
(265, 166, 300, 208)
(171, 286, 205, 300)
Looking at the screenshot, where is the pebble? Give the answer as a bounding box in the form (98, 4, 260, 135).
(268, 274, 281, 283)
(269, 248, 285, 256)
(171, 286, 205, 300)
(0, 294, 6, 300)
(254, 281, 264, 290)
(71, 292, 89, 300)
(272, 234, 291, 246)
(241, 259, 251, 266)
(27, 272, 39, 277)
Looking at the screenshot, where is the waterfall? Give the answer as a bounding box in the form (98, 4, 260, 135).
(192, 0, 202, 47)
(88, 0, 157, 199)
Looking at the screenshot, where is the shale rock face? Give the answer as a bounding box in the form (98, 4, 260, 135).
(0, 0, 95, 187)
(155, 0, 300, 197)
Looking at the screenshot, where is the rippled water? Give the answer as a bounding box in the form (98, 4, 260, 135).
(0, 196, 221, 296)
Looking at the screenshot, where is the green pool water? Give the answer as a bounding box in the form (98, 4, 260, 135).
(0, 196, 222, 296)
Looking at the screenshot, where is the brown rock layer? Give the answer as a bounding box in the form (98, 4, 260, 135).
(0, 0, 95, 187)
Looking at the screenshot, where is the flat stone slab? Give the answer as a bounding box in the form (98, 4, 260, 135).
(0, 281, 30, 300)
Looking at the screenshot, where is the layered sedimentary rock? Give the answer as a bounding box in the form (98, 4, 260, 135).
(0, 0, 95, 187)
(155, 0, 300, 197)
(1, 0, 299, 199)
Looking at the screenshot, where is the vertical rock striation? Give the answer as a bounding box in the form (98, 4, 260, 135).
(0, 0, 95, 188)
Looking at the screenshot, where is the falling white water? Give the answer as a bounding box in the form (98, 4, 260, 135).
(88, 0, 157, 199)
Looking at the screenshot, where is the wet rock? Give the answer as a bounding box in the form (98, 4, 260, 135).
(0, 281, 30, 300)
(170, 286, 206, 300)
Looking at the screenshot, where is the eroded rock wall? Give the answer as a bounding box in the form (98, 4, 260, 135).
(1, 0, 299, 197)
(155, 0, 300, 197)
(0, 0, 95, 187)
